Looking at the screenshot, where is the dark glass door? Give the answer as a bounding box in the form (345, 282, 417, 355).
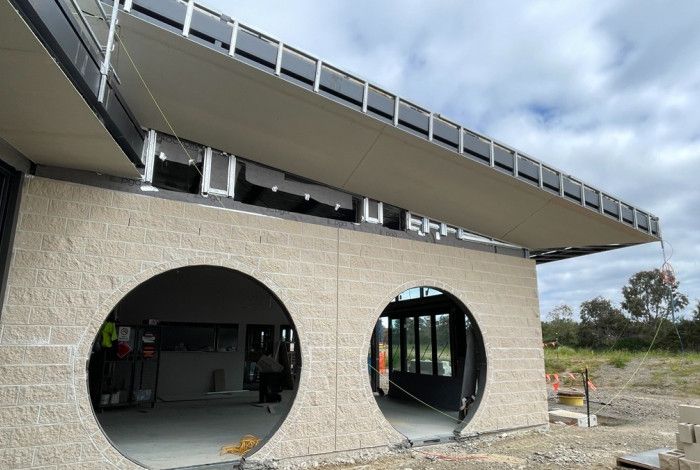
(243, 325, 274, 389)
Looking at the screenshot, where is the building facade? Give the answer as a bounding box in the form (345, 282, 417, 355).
(1, 175, 546, 467)
(0, 0, 659, 468)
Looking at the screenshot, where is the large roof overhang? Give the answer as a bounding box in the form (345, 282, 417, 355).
(0, 0, 140, 178)
(111, 3, 658, 250)
(1, 0, 660, 254)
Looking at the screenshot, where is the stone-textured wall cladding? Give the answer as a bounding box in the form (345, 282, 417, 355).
(0, 176, 547, 469)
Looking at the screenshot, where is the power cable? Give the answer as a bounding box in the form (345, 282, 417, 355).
(114, 29, 241, 228)
(591, 238, 678, 415)
(110, 30, 468, 437)
(367, 363, 463, 424)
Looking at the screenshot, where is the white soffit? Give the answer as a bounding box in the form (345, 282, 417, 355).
(115, 13, 656, 250)
(0, 0, 140, 178)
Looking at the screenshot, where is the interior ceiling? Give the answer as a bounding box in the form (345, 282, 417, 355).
(0, 0, 140, 178)
(113, 14, 659, 251)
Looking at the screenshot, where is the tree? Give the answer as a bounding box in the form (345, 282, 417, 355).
(547, 304, 574, 322)
(621, 269, 688, 325)
(578, 297, 629, 348)
(542, 304, 578, 347)
(693, 300, 700, 321)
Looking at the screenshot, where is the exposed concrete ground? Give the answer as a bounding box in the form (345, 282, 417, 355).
(374, 396, 458, 442)
(291, 357, 700, 469)
(98, 391, 293, 469)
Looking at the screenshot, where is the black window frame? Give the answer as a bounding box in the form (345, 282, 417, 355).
(385, 294, 458, 377)
(0, 160, 22, 316)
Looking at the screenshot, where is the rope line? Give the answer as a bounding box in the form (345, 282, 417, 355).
(114, 31, 198, 169)
(113, 31, 464, 431)
(112, 19, 682, 424)
(590, 238, 673, 415)
(591, 316, 664, 415)
(367, 364, 463, 424)
(114, 30, 234, 217)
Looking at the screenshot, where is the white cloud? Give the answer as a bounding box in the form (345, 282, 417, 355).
(208, 0, 700, 316)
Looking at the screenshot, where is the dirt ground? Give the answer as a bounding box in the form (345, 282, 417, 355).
(288, 358, 700, 469)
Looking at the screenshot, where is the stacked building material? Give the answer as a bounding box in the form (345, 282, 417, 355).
(660, 405, 700, 470)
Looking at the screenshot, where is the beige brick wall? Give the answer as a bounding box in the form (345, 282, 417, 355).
(0, 176, 547, 469)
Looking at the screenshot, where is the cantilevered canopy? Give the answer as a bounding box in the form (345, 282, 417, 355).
(0, 0, 140, 178)
(112, 6, 657, 250)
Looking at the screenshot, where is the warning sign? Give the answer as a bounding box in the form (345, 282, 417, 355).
(118, 326, 131, 342)
(116, 341, 132, 359)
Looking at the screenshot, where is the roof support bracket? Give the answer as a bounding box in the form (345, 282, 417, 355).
(228, 20, 239, 56)
(97, 0, 120, 103)
(313, 60, 322, 92)
(275, 42, 284, 75)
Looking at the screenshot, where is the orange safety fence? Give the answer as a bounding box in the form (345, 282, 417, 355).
(545, 372, 596, 393)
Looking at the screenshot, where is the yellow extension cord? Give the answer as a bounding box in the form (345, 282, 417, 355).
(221, 434, 261, 456)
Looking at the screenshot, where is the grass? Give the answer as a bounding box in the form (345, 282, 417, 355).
(544, 347, 700, 396)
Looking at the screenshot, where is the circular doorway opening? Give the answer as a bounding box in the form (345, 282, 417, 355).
(87, 266, 301, 469)
(367, 286, 486, 442)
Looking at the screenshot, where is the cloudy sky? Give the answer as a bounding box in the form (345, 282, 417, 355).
(208, 0, 700, 319)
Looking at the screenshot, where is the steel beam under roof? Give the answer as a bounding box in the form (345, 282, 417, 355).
(108, 1, 658, 250)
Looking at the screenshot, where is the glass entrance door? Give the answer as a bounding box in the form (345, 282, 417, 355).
(243, 325, 274, 389)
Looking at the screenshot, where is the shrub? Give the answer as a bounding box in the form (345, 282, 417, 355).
(607, 351, 631, 368)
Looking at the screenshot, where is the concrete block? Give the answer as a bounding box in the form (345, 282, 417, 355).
(686, 443, 700, 461)
(659, 450, 683, 470)
(680, 406, 700, 425)
(680, 457, 700, 470)
(548, 409, 597, 427)
(680, 423, 696, 444)
(696, 425, 700, 443)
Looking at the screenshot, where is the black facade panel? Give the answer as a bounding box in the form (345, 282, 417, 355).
(318, 67, 363, 108)
(496, 245, 526, 258)
(493, 146, 513, 171)
(563, 178, 582, 201)
(131, 0, 186, 34)
(280, 51, 315, 88)
(541, 167, 560, 193)
(235, 29, 277, 71)
(432, 120, 459, 149)
(0, 160, 22, 317)
(602, 196, 619, 217)
(367, 89, 394, 122)
(621, 205, 634, 225)
(29, 0, 102, 94)
(102, 86, 144, 163)
(636, 211, 649, 231)
(190, 9, 231, 45)
(584, 187, 599, 209)
(16, 0, 144, 165)
(517, 156, 539, 183)
(650, 218, 659, 235)
(462, 133, 490, 163)
(398, 103, 429, 137)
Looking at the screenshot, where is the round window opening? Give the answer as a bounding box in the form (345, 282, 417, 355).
(367, 287, 486, 442)
(87, 266, 301, 469)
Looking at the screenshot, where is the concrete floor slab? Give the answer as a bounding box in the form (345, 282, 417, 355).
(374, 395, 459, 442)
(97, 392, 292, 469)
